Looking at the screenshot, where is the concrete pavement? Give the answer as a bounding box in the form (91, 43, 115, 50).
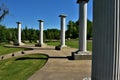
(1, 45, 91, 80)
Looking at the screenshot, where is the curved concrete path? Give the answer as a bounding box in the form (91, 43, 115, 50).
(1, 45, 91, 80)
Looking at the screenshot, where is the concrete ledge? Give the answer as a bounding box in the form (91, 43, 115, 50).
(35, 43, 47, 47)
(55, 45, 67, 50)
(72, 51, 92, 60)
(55, 46, 61, 50)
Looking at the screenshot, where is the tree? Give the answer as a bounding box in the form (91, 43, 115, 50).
(22, 26, 28, 40)
(87, 20, 93, 39)
(0, 4, 9, 43)
(66, 21, 75, 38)
(0, 25, 7, 42)
(6, 29, 12, 41)
(66, 20, 79, 39)
(44, 29, 60, 40)
(7, 28, 17, 43)
(0, 4, 9, 21)
(66, 20, 93, 39)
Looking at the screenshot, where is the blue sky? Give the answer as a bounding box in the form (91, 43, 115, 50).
(0, 0, 93, 30)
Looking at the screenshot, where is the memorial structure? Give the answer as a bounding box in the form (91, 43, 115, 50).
(72, 0, 91, 60)
(55, 14, 67, 50)
(35, 20, 45, 47)
(15, 22, 24, 46)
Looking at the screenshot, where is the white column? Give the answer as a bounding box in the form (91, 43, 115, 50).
(59, 14, 67, 47)
(78, 0, 88, 52)
(38, 20, 44, 45)
(71, 0, 91, 60)
(92, 0, 120, 80)
(16, 22, 21, 45)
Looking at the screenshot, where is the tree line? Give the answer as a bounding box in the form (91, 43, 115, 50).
(0, 25, 60, 43)
(0, 20, 92, 43)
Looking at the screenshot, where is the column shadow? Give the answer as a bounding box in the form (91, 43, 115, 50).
(15, 54, 74, 61)
(33, 48, 55, 50)
(48, 56, 74, 60)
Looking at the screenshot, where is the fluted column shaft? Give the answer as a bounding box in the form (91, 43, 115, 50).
(38, 20, 44, 45)
(92, 0, 120, 80)
(16, 22, 21, 45)
(59, 14, 67, 47)
(78, 0, 88, 52)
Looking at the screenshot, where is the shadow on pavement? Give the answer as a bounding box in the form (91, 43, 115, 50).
(48, 56, 74, 60)
(33, 48, 55, 50)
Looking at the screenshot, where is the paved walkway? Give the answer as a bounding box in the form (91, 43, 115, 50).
(1, 45, 92, 80)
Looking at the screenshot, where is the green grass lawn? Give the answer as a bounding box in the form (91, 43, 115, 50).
(45, 39, 92, 51)
(0, 46, 24, 56)
(0, 54, 48, 80)
(45, 41, 60, 46)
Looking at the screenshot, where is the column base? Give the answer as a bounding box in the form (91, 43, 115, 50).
(55, 45, 67, 50)
(72, 50, 92, 60)
(35, 43, 47, 47)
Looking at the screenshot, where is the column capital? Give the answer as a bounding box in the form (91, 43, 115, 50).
(16, 22, 21, 24)
(77, 0, 89, 3)
(38, 20, 44, 22)
(59, 14, 67, 18)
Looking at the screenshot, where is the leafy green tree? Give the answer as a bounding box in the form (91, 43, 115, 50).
(87, 20, 93, 39)
(66, 21, 75, 38)
(6, 29, 12, 41)
(0, 25, 7, 42)
(66, 20, 93, 40)
(12, 31, 17, 43)
(54, 29, 60, 40)
(25, 28, 38, 43)
(6, 28, 17, 43)
(66, 20, 79, 39)
(44, 29, 60, 40)
(24, 26, 29, 40)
